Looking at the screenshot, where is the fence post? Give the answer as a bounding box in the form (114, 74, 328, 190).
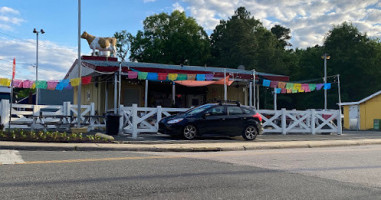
(337, 110, 342, 135)
(281, 108, 287, 135)
(1, 100, 10, 131)
(156, 106, 162, 130)
(131, 104, 138, 138)
(118, 105, 124, 135)
(89, 102, 95, 130)
(311, 109, 316, 135)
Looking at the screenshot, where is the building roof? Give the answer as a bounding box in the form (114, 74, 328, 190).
(65, 56, 289, 82)
(339, 90, 381, 106)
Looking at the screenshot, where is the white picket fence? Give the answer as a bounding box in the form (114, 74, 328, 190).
(119, 104, 188, 138)
(0, 99, 102, 131)
(118, 104, 342, 138)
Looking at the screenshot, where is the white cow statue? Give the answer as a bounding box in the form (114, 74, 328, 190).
(81, 31, 117, 57)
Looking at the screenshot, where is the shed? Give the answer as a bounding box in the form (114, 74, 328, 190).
(340, 90, 381, 130)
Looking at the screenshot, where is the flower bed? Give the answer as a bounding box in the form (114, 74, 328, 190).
(0, 130, 112, 143)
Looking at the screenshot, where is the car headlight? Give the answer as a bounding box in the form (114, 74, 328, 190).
(167, 118, 184, 124)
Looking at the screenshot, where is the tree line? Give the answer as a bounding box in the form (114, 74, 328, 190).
(115, 7, 381, 110)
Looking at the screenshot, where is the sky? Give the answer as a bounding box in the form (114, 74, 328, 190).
(0, 0, 381, 81)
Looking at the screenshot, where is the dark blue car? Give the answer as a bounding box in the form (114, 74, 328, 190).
(158, 103, 263, 140)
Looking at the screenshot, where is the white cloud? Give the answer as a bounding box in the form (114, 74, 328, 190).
(172, 2, 184, 12)
(0, 7, 19, 15)
(0, 37, 77, 80)
(0, 6, 23, 31)
(143, 0, 156, 3)
(177, 0, 381, 48)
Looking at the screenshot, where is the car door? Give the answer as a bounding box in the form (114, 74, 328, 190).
(196, 106, 227, 135)
(225, 106, 245, 135)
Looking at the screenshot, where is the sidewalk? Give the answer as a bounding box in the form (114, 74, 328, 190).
(1, 131, 381, 152)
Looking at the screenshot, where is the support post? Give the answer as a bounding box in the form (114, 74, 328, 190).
(118, 105, 124, 135)
(253, 70, 256, 109)
(172, 82, 175, 106)
(118, 62, 122, 113)
(224, 69, 227, 101)
(337, 74, 342, 135)
(105, 81, 108, 113)
(156, 106, 162, 130)
(249, 82, 252, 107)
(256, 85, 260, 109)
(311, 109, 316, 134)
(131, 104, 138, 138)
(273, 88, 277, 110)
(281, 108, 287, 135)
(145, 80, 148, 107)
(77, 0, 82, 127)
(1, 100, 10, 131)
(114, 72, 117, 113)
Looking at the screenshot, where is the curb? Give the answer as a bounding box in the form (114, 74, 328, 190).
(1, 139, 381, 152)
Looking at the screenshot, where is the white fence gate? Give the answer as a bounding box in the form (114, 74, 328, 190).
(119, 104, 342, 138)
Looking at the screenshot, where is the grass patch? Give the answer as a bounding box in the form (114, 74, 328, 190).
(0, 130, 112, 143)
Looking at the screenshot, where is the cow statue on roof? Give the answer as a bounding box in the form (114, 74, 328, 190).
(81, 31, 117, 57)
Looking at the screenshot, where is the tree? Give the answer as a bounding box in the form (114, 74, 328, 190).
(271, 24, 291, 48)
(114, 30, 133, 61)
(209, 7, 292, 75)
(323, 22, 381, 102)
(129, 10, 210, 66)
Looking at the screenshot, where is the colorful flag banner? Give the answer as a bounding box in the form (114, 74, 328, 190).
(177, 74, 187, 80)
(205, 74, 214, 81)
(158, 73, 167, 81)
(196, 74, 205, 81)
(286, 83, 294, 90)
(70, 78, 81, 87)
(0, 78, 11, 87)
(168, 73, 178, 81)
(270, 81, 279, 88)
(47, 81, 58, 90)
(12, 79, 23, 88)
(278, 82, 286, 89)
(147, 73, 158, 81)
(302, 84, 310, 92)
(187, 74, 196, 80)
(82, 76, 92, 85)
(36, 80, 47, 89)
(128, 71, 138, 79)
(293, 83, 301, 91)
(309, 84, 316, 91)
(275, 88, 282, 94)
(262, 79, 270, 87)
(316, 83, 324, 90)
(56, 79, 70, 90)
(22, 80, 34, 88)
(323, 83, 331, 90)
(287, 89, 292, 94)
(138, 72, 148, 80)
(281, 88, 287, 94)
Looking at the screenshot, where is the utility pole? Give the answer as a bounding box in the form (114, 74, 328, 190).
(322, 53, 330, 110)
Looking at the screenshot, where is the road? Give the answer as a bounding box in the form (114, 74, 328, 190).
(1, 145, 381, 199)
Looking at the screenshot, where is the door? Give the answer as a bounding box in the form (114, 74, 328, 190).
(349, 105, 359, 130)
(196, 106, 226, 135)
(225, 106, 245, 135)
(123, 88, 140, 106)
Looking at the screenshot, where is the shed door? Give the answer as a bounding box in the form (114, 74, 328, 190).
(349, 105, 359, 130)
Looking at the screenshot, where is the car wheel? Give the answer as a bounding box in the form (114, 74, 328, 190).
(242, 125, 258, 140)
(183, 124, 197, 140)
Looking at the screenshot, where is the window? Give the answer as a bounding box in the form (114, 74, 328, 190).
(206, 106, 225, 115)
(242, 107, 253, 114)
(227, 106, 243, 115)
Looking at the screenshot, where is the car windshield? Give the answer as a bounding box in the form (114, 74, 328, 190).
(184, 104, 214, 116)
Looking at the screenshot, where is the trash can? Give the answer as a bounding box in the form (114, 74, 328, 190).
(374, 119, 381, 130)
(106, 113, 121, 135)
